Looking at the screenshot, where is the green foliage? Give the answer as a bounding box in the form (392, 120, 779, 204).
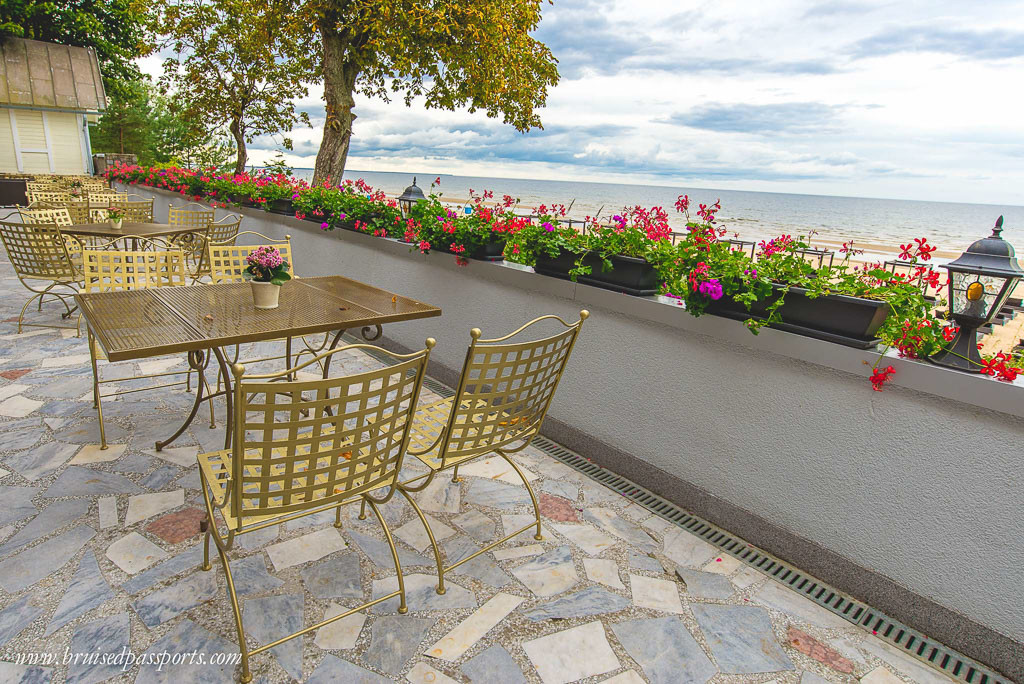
(91, 80, 234, 169)
(0, 0, 153, 95)
(156, 0, 317, 174)
(309, 0, 560, 181)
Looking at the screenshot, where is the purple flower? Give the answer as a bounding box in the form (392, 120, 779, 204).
(698, 279, 723, 300)
(320, 222, 329, 230)
(291, 192, 299, 199)
(542, 222, 554, 232)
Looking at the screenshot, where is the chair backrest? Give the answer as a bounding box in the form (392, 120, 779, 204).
(27, 190, 71, 204)
(26, 181, 60, 192)
(81, 238, 187, 292)
(434, 311, 588, 467)
(20, 207, 73, 227)
(229, 340, 434, 525)
(0, 221, 78, 281)
(208, 231, 293, 284)
(168, 204, 214, 231)
(62, 200, 91, 224)
(108, 199, 154, 222)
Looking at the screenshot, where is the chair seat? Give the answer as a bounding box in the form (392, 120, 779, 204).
(197, 428, 372, 531)
(407, 397, 535, 471)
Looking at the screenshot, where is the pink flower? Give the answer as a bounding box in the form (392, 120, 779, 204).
(320, 222, 329, 230)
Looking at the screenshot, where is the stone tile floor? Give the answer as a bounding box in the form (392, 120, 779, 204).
(0, 253, 957, 684)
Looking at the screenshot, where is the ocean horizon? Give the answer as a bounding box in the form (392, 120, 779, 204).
(278, 167, 1024, 255)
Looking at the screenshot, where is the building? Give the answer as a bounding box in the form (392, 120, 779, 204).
(0, 37, 106, 175)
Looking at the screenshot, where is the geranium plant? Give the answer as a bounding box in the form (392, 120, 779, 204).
(244, 246, 291, 285)
(105, 206, 127, 221)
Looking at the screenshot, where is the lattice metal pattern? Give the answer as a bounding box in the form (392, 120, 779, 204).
(208, 234, 292, 284)
(192, 217, 242, 278)
(107, 199, 155, 222)
(20, 207, 73, 227)
(409, 316, 585, 469)
(62, 201, 91, 224)
(169, 205, 214, 231)
(81, 244, 187, 293)
(204, 347, 430, 527)
(0, 221, 78, 281)
(27, 191, 71, 204)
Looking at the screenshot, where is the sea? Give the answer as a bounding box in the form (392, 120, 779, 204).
(286, 168, 1024, 257)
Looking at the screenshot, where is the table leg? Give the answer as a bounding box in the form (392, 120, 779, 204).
(155, 347, 233, 451)
(156, 349, 207, 451)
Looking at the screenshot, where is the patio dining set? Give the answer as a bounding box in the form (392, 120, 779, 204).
(0, 191, 589, 683)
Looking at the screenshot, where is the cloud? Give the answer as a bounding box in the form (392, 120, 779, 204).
(802, 1, 876, 19)
(666, 102, 845, 135)
(850, 26, 1024, 60)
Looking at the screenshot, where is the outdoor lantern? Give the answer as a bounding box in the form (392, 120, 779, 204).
(930, 216, 1024, 372)
(397, 177, 426, 217)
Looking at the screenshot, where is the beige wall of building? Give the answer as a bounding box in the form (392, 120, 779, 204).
(0, 108, 89, 175)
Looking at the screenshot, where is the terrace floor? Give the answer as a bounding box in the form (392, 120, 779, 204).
(0, 251, 958, 684)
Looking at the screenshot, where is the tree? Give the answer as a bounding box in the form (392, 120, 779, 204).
(91, 80, 154, 156)
(0, 0, 153, 95)
(156, 0, 316, 174)
(307, 0, 559, 184)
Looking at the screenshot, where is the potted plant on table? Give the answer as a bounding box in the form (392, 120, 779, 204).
(106, 206, 127, 232)
(244, 245, 291, 309)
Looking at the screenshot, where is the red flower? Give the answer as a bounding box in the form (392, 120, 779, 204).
(980, 357, 1001, 376)
(898, 244, 914, 260)
(869, 365, 895, 391)
(942, 325, 958, 341)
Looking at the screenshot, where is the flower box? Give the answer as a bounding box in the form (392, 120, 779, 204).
(534, 250, 659, 296)
(455, 239, 505, 262)
(704, 284, 890, 349)
(268, 199, 293, 215)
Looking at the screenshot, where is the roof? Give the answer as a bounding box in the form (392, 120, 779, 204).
(0, 37, 107, 113)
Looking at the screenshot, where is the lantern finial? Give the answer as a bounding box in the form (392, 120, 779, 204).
(993, 215, 1004, 238)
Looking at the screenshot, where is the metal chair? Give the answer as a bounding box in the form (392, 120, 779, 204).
(198, 339, 434, 683)
(207, 231, 292, 284)
(188, 215, 241, 283)
(0, 221, 82, 334)
(19, 206, 83, 274)
(81, 238, 200, 448)
(396, 311, 588, 594)
(27, 190, 71, 204)
(169, 203, 216, 267)
(62, 200, 92, 224)
(110, 198, 155, 222)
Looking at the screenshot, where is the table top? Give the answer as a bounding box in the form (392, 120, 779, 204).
(75, 276, 442, 362)
(62, 222, 204, 239)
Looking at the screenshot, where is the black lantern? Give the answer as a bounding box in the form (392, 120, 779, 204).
(930, 216, 1024, 371)
(397, 177, 426, 217)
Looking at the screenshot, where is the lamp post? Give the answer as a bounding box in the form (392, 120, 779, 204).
(397, 178, 426, 217)
(930, 216, 1024, 372)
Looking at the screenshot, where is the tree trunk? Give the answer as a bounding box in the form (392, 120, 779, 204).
(118, 122, 124, 154)
(230, 117, 247, 175)
(313, 22, 359, 185)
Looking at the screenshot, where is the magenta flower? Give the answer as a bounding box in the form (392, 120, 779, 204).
(698, 279, 724, 300)
(542, 222, 554, 232)
(320, 222, 329, 230)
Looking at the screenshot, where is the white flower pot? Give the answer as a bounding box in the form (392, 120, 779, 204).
(250, 280, 281, 309)
(109, 218, 123, 232)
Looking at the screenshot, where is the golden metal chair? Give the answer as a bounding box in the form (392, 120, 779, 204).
(81, 238, 203, 448)
(19, 206, 83, 274)
(396, 311, 588, 594)
(27, 190, 71, 204)
(169, 203, 216, 267)
(188, 215, 242, 283)
(198, 339, 435, 683)
(0, 221, 82, 334)
(62, 200, 91, 224)
(207, 231, 292, 285)
(110, 198, 155, 222)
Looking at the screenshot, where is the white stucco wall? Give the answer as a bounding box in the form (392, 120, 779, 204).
(131, 185, 1024, 650)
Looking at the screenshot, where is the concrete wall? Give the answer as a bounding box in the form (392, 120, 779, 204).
(132, 186, 1024, 676)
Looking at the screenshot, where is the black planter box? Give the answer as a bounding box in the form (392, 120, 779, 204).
(704, 284, 890, 349)
(268, 199, 293, 215)
(534, 250, 659, 296)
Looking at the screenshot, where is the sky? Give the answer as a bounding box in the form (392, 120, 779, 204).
(141, 0, 1024, 205)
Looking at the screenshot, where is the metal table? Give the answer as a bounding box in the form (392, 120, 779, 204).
(62, 222, 203, 241)
(75, 276, 442, 450)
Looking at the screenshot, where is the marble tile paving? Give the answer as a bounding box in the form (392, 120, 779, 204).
(0, 255, 959, 683)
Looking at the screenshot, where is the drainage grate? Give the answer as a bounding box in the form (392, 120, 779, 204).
(354, 339, 1009, 683)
